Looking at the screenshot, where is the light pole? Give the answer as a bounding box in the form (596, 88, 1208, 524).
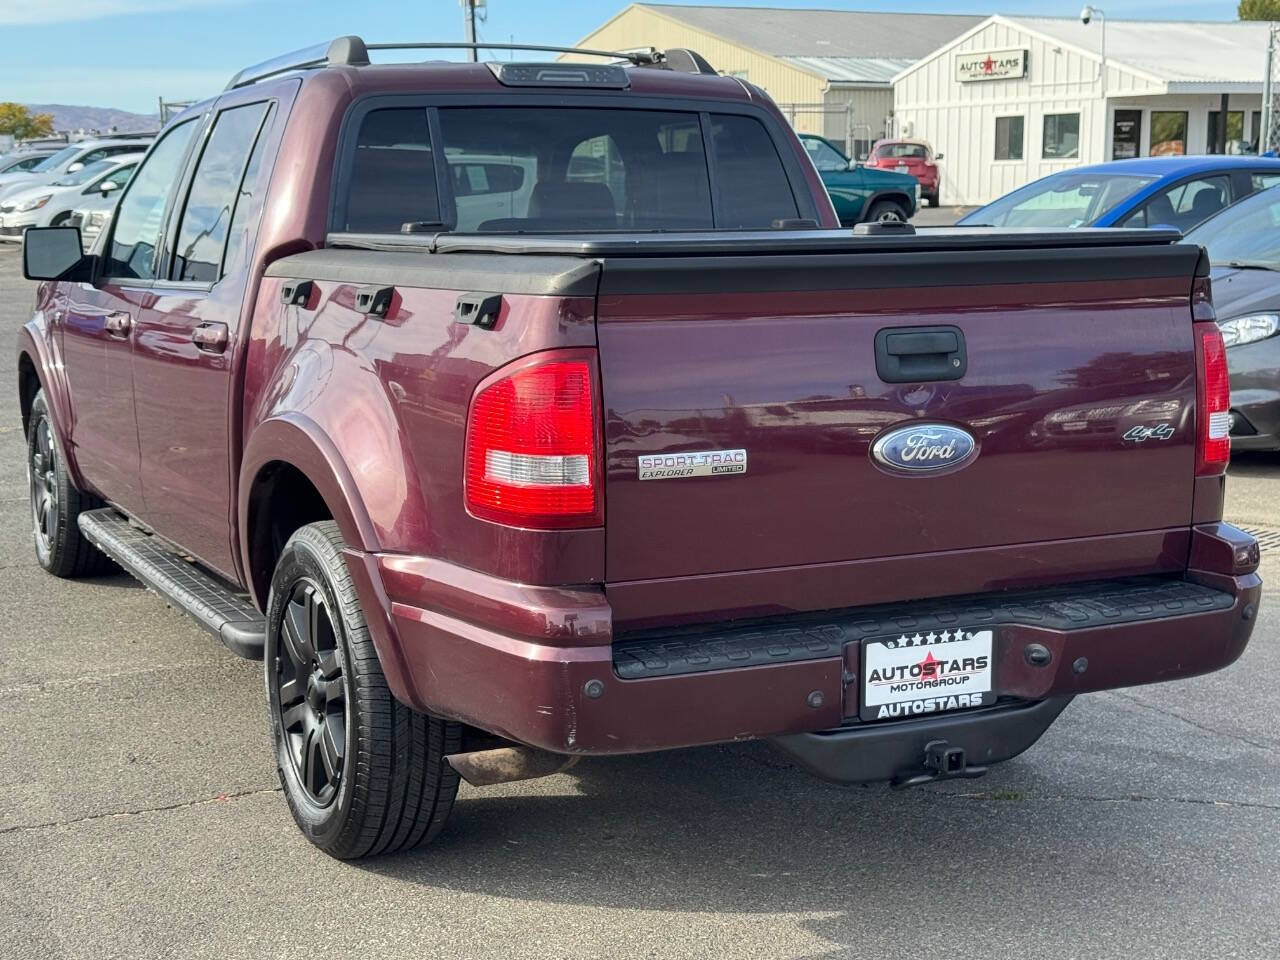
(1081, 5, 1107, 160)
(1264, 24, 1279, 154)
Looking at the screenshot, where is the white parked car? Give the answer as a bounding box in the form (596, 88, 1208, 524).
(0, 136, 151, 201)
(67, 193, 118, 252)
(0, 154, 142, 241)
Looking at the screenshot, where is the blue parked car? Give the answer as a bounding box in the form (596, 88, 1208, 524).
(958, 156, 1280, 231)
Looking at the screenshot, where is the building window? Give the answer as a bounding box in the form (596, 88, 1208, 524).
(995, 116, 1024, 160)
(1150, 111, 1187, 156)
(1042, 113, 1079, 159)
(1207, 110, 1244, 153)
(1112, 109, 1141, 160)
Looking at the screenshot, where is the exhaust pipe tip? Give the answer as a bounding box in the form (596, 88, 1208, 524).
(446, 745, 579, 787)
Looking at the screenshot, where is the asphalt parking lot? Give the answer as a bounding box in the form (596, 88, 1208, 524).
(0, 241, 1278, 960)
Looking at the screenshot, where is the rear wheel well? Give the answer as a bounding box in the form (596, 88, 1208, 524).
(246, 462, 332, 605)
(18, 352, 40, 434)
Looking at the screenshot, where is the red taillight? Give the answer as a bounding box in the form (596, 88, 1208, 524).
(1196, 326, 1231, 476)
(464, 351, 602, 529)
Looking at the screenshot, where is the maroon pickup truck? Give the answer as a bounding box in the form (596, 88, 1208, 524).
(17, 38, 1261, 859)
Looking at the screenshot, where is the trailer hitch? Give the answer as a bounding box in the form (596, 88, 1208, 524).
(891, 739, 989, 790)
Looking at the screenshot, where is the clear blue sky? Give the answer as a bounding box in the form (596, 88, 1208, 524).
(0, 0, 1247, 114)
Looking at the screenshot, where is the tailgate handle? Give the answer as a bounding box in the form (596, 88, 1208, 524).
(874, 325, 966, 383)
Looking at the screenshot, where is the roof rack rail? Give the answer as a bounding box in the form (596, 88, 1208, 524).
(225, 36, 715, 90)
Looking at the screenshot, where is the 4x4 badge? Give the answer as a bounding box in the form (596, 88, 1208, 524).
(1123, 423, 1175, 443)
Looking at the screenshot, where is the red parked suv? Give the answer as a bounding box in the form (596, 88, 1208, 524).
(17, 37, 1260, 859)
(867, 138, 941, 206)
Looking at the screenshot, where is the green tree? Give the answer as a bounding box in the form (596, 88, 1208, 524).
(0, 103, 55, 140)
(1240, 0, 1280, 19)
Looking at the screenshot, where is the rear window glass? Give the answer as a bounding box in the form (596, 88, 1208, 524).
(436, 107, 712, 232)
(875, 143, 928, 160)
(337, 106, 801, 233)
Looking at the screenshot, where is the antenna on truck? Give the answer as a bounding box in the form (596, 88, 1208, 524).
(225, 36, 716, 90)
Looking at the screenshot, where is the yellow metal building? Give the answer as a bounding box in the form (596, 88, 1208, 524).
(571, 4, 981, 157)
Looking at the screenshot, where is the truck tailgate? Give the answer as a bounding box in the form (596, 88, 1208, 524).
(596, 241, 1203, 590)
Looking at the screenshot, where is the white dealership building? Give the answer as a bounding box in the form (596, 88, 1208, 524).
(892, 16, 1272, 205)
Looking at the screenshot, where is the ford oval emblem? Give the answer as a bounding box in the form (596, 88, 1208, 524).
(871, 423, 977, 475)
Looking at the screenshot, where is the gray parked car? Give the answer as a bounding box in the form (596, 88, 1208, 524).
(1183, 185, 1280, 452)
(0, 149, 57, 176)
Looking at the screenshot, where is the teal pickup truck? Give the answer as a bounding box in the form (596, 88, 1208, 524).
(799, 133, 919, 226)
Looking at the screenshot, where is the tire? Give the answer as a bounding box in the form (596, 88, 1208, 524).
(866, 199, 910, 223)
(925, 193, 939, 208)
(265, 520, 461, 859)
(26, 389, 113, 578)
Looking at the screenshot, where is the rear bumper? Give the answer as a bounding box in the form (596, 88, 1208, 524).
(346, 524, 1260, 763)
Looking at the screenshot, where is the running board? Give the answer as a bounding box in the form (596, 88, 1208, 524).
(78, 508, 265, 659)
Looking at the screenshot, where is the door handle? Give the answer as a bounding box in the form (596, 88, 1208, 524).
(874, 325, 967, 383)
(104, 311, 131, 338)
(191, 322, 229, 354)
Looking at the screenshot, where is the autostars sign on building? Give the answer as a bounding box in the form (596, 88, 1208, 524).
(955, 48, 1028, 82)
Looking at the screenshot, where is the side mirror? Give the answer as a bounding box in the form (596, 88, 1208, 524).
(99, 180, 120, 196)
(23, 226, 92, 281)
(66, 162, 84, 174)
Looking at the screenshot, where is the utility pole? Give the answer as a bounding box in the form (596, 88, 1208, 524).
(461, 0, 487, 62)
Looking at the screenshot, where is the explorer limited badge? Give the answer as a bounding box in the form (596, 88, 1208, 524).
(871, 423, 976, 474)
(638, 449, 747, 480)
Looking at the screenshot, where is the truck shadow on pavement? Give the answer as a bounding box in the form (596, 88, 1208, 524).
(353, 720, 1276, 950)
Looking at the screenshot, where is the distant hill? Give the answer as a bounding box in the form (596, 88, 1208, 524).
(24, 103, 160, 135)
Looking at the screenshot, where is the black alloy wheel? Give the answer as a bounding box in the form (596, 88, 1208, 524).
(274, 579, 347, 806)
(29, 411, 59, 561)
(266, 520, 461, 858)
(25, 389, 112, 577)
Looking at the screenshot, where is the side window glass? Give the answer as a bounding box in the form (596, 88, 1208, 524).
(1118, 206, 1146, 228)
(339, 108, 438, 233)
(105, 119, 198, 280)
(79, 149, 107, 165)
(221, 104, 276, 275)
(1251, 173, 1280, 191)
(709, 113, 799, 228)
(1159, 176, 1229, 229)
(170, 101, 270, 283)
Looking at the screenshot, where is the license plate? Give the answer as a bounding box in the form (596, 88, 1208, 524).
(861, 628, 995, 722)
(896, 164, 909, 175)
